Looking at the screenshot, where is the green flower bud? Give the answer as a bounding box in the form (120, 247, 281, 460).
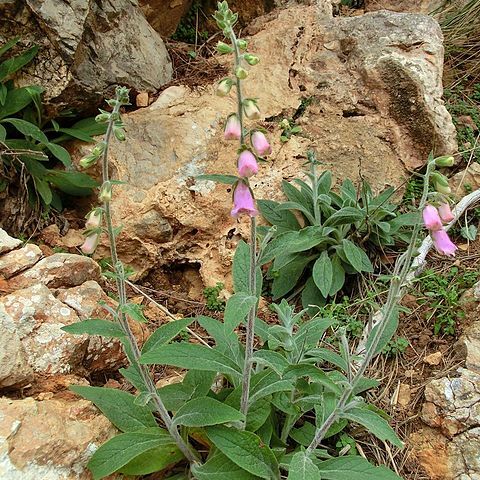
(237, 39, 247, 50)
(99, 181, 112, 202)
(79, 154, 97, 169)
(95, 113, 110, 123)
(431, 172, 451, 194)
(434, 155, 455, 167)
(216, 78, 233, 97)
(243, 98, 261, 120)
(114, 128, 126, 141)
(244, 54, 259, 66)
(92, 142, 106, 157)
(216, 41, 233, 54)
(235, 66, 248, 80)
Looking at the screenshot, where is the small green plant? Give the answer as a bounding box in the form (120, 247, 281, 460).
(203, 281, 226, 311)
(416, 266, 479, 335)
(279, 118, 302, 142)
(258, 153, 417, 306)
(382, 337, 409, 358)
(172, 0, 209, 45)
(336, 433, 358, 455)
(0, 38, 104, 211)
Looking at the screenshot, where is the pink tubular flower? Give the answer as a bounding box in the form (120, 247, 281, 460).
(422, 205, 443, 231)
(431, 228, 458, 257)
(231, 182, 258, 218)
(243, 99, 261, 120)
(438, 202, 455, 223)
(85, 210, 102, 229)
(251, 130, 271, 156)
(224, 114, 241, 140)
(237, 150, 258, 178)
(81, 233, 99, 255)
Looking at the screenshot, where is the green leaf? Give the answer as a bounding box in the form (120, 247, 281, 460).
(312, 251, 333, 298)
(283, 365, 341, 395)
(140, 343, 242, 378)
(324, 207, 365, 227)
(61, 319, 125, 338)
(0, 45, 38, 81)
(224, 292, 257, 330)
(173, 397, 244, 427)
(46, 170, 96, 197)
(34, 176, 52, 205)
(315, 455, 402, 480)
(341, 239, 373, 273)
(192, 451, 261, 480)
(206, 425, 280, 480)
(288, 451, 321, 480)
(0, 86, 40, 119)
(0, 37, 20, 58)
(271, 253, 312, 299)
(196, 174, 238, 184)
(282, 180, 313, 213)
(45, 142, 71, 166)
(233, 240, 262, 296)
(88, 428, 182, 480)
(461, 225, 477, 241)
(317, 171, 332, 195)
(258, 199, 300, 232)
(294, 317, 336, 352)
(120, 302, 147, 323)
(249, 378, 293, 404)
(0, 83, 7, 106)
(1, 118, 48, 143)
(342, 405, 403, 448)
(70, 386, 157, 432)
(141, 318, 194, 354)
(329, 255, 345, 296)
(0, 123, 5, 141)
(366, 307, 399, 355)
(301, 277, 326, 313)
(252, 350, 290, 375)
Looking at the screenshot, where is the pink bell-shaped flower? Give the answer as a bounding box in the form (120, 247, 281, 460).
(431, 228, 458, 257)
(251, 130, 271, 156)
(243, 99, 261, 120)
(81, 233, 99, 255)
(224, 114, 241, 140)
(422, 205, 442, 231)
(237, 150, 258, 178)
(231, 182, 258, 218)
(438, 202, 455, 223)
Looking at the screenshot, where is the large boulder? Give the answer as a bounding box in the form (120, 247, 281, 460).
(0, 396, 116, 479)
(0, 0, 173, 115)
(74, 3, 456, 282)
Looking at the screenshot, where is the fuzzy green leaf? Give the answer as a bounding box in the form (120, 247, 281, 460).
(312, 251, 333, 298)
(288, 451, 321, 480)
(192, 451, 261, 479)
(61, 319, 125, 338)
(141, 318, 194, 354)
(341, 239, 373, 273)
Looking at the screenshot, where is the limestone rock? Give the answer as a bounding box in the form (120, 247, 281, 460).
(424, 351, 443, 365)
(140, 0, 193, 37)
(76, 4, 456, 281)
(0, 244, 42, 279)
(364, 0, 447, 13)
(1, 0, 172, 115)
(1, 283, 88, 376)
(0, 396, 116, 479)
(8, 253, 101, 291)
(461, 321, 480, 373)
(450, 163, 480, 199)
(0, 229, 21, 254)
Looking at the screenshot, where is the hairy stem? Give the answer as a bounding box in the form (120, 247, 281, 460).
(306, 160, 436, 454)
(100, 96, 200, 464)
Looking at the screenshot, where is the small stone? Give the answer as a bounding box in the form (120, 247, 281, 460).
(0, 228, 21, 254)
(397, 383, 411, 408)
(457, 115, 478, 131)
(424, 351, 443, 366)
(0, 243, 43, 279)
(136, 91, 150, 107)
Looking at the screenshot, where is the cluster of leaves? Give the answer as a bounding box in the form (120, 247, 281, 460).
(203, 282, 226, 311)
(0, 38, 102, 210)
(258, 157, 417, 307)
(382, 337, 409, 358)
(444, 83, 480, 164)
(415, 266, 479, 335)
(65, 241, 402, 479)
(279, 118, 302, 143)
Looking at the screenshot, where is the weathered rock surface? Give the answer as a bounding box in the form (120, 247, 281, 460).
(0, 229, 21, 255)
(74, 3, 456, 281)
(0, 0, 173, 114)
(364, 0, 446, 13)
(412, 280, 480, 479)
(140, 0, 193, 37)
(0, 244, 42, 279)
(0, 396, 116, 479)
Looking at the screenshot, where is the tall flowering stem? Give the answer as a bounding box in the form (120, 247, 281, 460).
(306, 157, 442, 454)
(81, 87, 200, 465)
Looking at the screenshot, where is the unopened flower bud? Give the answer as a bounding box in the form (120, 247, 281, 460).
(251, 130, 271, 156)
(434, 155, 455, 167)
(235, 66, 248, 80)
(224, 114, 241, 140)
(431, 172, 451, 194)
(438, 202, 455, 223)
(217, 41, 233, 54)
(81, 233, 100, 255)
(237, 39, 248, 50)
(114, 128, 126, 141)
(237, 150, 258, 177)
(244, 54, 259, 66)
(243, 99, 261, 120)
(85, 209, 103, 229)
(79, 154, 98, 169)
(216, 78, 233, 97)
(92, 142, 106, 157)
(95, 113, 110, 123)
(99, 182, 112, 202)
